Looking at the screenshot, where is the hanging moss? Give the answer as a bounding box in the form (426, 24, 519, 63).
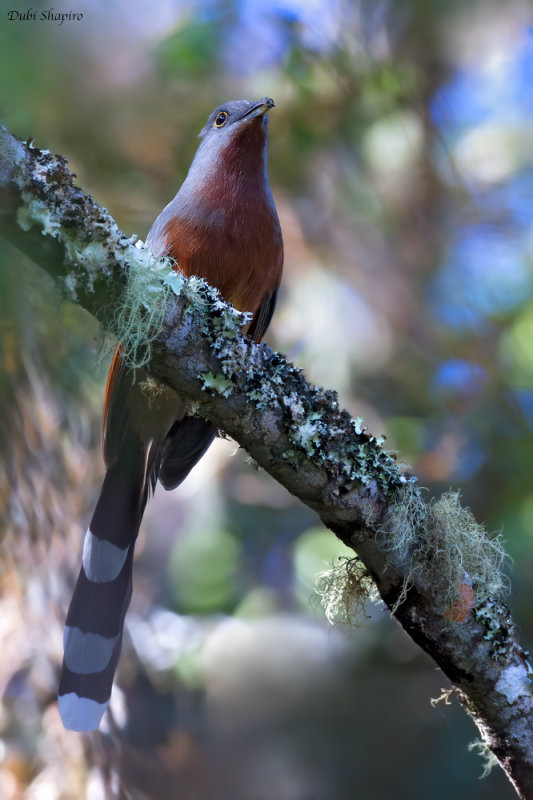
(317, 488, 509, 627)
(316, 555, 377, 625)
(106, 249, 184, 369)
(379, 488, 509, 615)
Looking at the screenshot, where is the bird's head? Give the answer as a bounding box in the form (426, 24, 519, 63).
(183, 98, 275, 191)
(199, 97, 275, 140)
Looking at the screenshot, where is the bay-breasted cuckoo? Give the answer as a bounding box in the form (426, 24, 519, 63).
(59, 98, 284, 731)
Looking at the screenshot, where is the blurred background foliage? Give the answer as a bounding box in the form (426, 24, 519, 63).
(1, 0, 532, 797)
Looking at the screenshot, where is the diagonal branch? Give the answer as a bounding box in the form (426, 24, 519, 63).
(1, 124, 531, 799)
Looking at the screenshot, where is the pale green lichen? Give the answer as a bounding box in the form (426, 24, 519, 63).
(291, 411, 325, 455)
(208, 320, 412, 497)
(201, 371, 234, 397)
(316, 556, 377, 625)
(352, 416, 365, 435)
(107, 247, 184, 369)
(320, 488, 509, 629)
(468, 740, 500, 778)
(430, 688, 453, 707)
(495, 663, 532, 702)
(188, 275, 251, 344)
(14, 144, 189, 368)
(473, 597, 513, 657)
(378, 488, 509, 614)
(17, 196, 62, 236)
(280, 391, 406, 493)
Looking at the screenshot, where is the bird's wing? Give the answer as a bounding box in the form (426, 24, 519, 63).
(158, 416, 217, 491)
(247, 286, 280, 343)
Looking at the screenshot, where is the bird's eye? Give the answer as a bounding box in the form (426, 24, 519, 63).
(214, 111, 229, 128)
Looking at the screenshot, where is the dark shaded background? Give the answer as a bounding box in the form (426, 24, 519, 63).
(1, 0, 532, 797)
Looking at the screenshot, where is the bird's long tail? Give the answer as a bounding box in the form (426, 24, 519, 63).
(58, 437, 150, 732)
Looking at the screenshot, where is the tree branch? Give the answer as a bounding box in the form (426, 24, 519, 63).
(1, 124, 531, 798)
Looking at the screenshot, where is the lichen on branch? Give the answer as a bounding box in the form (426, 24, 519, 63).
(377, 488, 508, 614)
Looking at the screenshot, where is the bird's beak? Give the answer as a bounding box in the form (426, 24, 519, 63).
(240, 98, 275, 121)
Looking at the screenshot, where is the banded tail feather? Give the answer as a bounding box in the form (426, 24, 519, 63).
(58, 405, 211, 731)
(58, 438, 150, 732)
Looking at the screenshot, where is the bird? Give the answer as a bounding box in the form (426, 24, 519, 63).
(58, 98, 284, 732)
